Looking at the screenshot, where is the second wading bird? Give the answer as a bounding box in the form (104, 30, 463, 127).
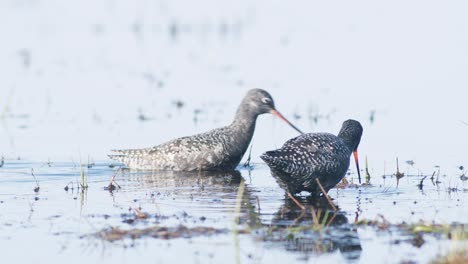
(109, 88, 303, 170)
(261, 119, 363, 196)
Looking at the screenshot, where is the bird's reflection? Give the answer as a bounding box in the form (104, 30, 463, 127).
(129, 169, 243, 188)
(119, 169, 252, 222)
(271, 195, 347, 226)
(266, 194, 362, 261)
(118, 168, 361, 261)
(262, 167, 362, 261)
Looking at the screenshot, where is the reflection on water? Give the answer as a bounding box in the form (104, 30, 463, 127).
(0, 160, 465, 263)
(118, 168, 362, 260)
(271, 196, 348, 226)
(266, 196, 362, 261)
(117, 169, 255, 225)
(126, 169, 243, 189)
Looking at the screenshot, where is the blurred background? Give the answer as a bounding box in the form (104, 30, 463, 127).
(1, 0, 468, 173)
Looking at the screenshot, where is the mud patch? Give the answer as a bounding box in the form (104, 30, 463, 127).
(94, 225, 228, 242)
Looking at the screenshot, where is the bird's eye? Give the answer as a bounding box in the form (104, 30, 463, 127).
(261, 97, 272, 104)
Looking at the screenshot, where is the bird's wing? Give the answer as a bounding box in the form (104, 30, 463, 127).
(261, 133, 338, 174)
(110, 129, 227, 170)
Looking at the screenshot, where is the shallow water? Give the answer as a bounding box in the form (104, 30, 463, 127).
(0, 160, 466, 263)
(1, 0, 468, 263)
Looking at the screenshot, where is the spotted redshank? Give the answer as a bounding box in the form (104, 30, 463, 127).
(109, 88, 303, 170)
(261, 119, 363, 196)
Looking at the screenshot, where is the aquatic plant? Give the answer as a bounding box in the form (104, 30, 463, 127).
(31, 169, 39, 192)
(79, 159, 88, 190)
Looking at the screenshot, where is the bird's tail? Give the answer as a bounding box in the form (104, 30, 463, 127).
(261, 151, 288, 170)
(108, 148, 149, 167)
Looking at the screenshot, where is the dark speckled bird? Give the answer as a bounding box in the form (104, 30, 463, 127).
(261, 119, 363, 196)
(109, 88, 303, 170)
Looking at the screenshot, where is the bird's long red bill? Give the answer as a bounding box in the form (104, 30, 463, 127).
(353, 150, 361, 184)
(270, 109, 304, 134)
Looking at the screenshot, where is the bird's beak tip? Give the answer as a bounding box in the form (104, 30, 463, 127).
(353, 150, 361, 184)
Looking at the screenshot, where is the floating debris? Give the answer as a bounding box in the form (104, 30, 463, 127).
(369, 110, 375, 124)
(64, 181, 74, 192)
(460, 173, 468, 181)
(172, 100, 185, 109)
(293, 110, 301, 120)
(138, 108, 151, 121)
(87, 156, 94, 168)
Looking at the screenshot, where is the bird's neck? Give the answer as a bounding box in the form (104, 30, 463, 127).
(228, 102, 258, 155)
(338, 132, 356, 153)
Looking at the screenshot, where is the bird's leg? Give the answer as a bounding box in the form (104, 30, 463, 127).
(287, 192, 305, 211)
(243, 144, 253, 168)
(315, 178, 337, 211)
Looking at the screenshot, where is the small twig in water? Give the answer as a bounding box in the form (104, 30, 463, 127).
(315, 178, 337, 211)
(433, 167, 441, 184)
(132, 207, 147, 219)
(255, 196, 261, 214)
(64, 181, 74, 192)
(106, 170, 122, 191)
(430, 171, 436, 185)
(418, 175, 428, 190)
(243, 144, 253, 168)
(79, 158, 88, 190)
(460, 172, 468, 181)
(395, 157, 404, 187)
(87, 155, 94, 168)
(365, 156, 371, 184)
(354, 211, 360, 223)
(382, 161, 386, 179)
(31, 169, 40, 192)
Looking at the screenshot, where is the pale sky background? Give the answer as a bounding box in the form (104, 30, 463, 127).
(1, 0, 468, 173)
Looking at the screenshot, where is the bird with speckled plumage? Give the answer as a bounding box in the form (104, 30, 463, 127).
(109, 88, 303, 170)
(261, 119, 363, 196)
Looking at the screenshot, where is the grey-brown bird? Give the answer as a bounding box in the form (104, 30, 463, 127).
(109, 88, 303, 170)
